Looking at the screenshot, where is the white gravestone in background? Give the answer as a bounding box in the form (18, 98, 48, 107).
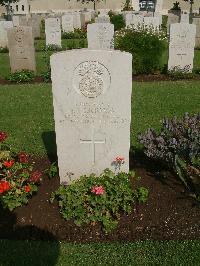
(50, 49, 132, 183)
(95, 15, 110, 23)
(62, 14, 74, 33)
(155, 0, 163, 12)
(143, 17, 160, 30)
(73, 12, 81, 29)
(168, 23, 196, 72)
(7, 26, 36, 73)
(0, 21, 13, 48)
(80, 11, 92, 28)
(167, 13, 180, 34)
(193, 17, 200, 48)
(126, 14, 143, 28)
(87, 23, 114, 50)
(45, 18, 61, 47)
(181, 13, 189, 23)
(132, 0, 140, 11)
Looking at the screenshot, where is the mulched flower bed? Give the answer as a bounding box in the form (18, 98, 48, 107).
(0, 155, 199, 243)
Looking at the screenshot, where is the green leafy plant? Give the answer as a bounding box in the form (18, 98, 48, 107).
(46, 162, 58, 179)
(46, 44, 63, 51)
(170, 1, 181, 10)
(139, 113, 200, 198)
(51, 167, 148, 233)
(0, 47, 8, 53)
(0, 131, 43, 211)
(7, 70, 35, 83)
(62, 29, 87, 39)
(167, 67, 195, 80)
(110, 14, 125, 31)
(115, 25, 167, 74)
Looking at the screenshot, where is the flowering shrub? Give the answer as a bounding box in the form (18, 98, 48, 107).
(115, 25, 167, 74)
(139, 113, 200, 198)
(0, 132, 43, 211)
(7, 70, 35, 83)
(51, 168, 148, 233)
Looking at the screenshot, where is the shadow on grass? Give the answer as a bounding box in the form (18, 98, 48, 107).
(0, 204, 60, 266)
(42, 131, 57, 162)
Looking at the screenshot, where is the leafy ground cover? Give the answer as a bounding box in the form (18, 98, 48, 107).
(0, 81, 199, 154)
(0, 240, 200, 266)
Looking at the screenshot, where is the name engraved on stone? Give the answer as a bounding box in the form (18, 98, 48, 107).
(73, 61, 111, 98)
(59, 102, 128, 125)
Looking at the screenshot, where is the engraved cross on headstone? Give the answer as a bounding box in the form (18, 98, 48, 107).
(80, 127, 106, 164)
(177, 53, 187, 60)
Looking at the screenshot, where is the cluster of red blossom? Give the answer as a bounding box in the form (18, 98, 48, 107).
(0, 131, 42, 195)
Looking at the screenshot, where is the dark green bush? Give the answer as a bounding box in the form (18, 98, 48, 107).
(110, 14, 125, 31)
(139, 113, 200, 198)
(51, 169, 148, 233)
(7, 70, 35, 83)
(0, 47, 8, 53)
(46, 44, 63, 51)
(62, 29, 87, 39)
(115, 26, 167, 75)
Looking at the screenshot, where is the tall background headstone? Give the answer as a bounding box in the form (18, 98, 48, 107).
(0, 21, 13, 48)
(7, 26, 36, 73)
(87, 23, 114, 50)
(193, 17, 200, 48)
(45, 17, 61, 47)
(62, 13, 74, 32)
(168, 23, 196, 72)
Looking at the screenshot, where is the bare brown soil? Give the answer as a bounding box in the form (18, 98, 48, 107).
(0, 155, 199, 243)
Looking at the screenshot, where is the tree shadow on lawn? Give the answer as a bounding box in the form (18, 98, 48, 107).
(0, 204, 60, 266)
(42, 131, 57, 163)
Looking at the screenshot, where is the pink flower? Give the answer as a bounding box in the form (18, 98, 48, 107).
(115, 156, 125, 163)
(91, 185, 105, 195)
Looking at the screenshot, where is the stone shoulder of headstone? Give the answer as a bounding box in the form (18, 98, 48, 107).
(50, 49, 132, 183)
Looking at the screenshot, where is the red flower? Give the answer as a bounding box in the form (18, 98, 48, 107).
(29, 171, 42, 183)
(0, 180, 11, 194)
(0, 132, 7, 143)
(24, 184, 31, 193)
(3, 160, 15, 168)
(115, 156, 125, 163)
(18, 152, 29, 163)
(91, 185, 105, 195)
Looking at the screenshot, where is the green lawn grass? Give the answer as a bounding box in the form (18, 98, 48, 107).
(0, 240, 200, 265)
(0, 81, 199, 155)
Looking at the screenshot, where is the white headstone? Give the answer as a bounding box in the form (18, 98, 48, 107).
(13, 16, 20, 26)
(80, 11, 92, 28)
(62, 14, 74, 33)
(125, 14, 143, 28)
(143, 17, 160, 30)
(181, 13, 189, 23)
(7, 26, 36, 73)
(95, 15, 110, 23)
(73, 12, 81, 29)
(167, 13, 180, 34)
(0, 21, 13, 48)
(155, 0, 163, 12)
(193, 17, 200, 48)
(154, 12, 162, 25)
(168, 23, 196, 73)
(45, 18, 61, 47)
(50, 49, 132, 183)
(132, 0, 140, 11)
(87, 23, 114, 50)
